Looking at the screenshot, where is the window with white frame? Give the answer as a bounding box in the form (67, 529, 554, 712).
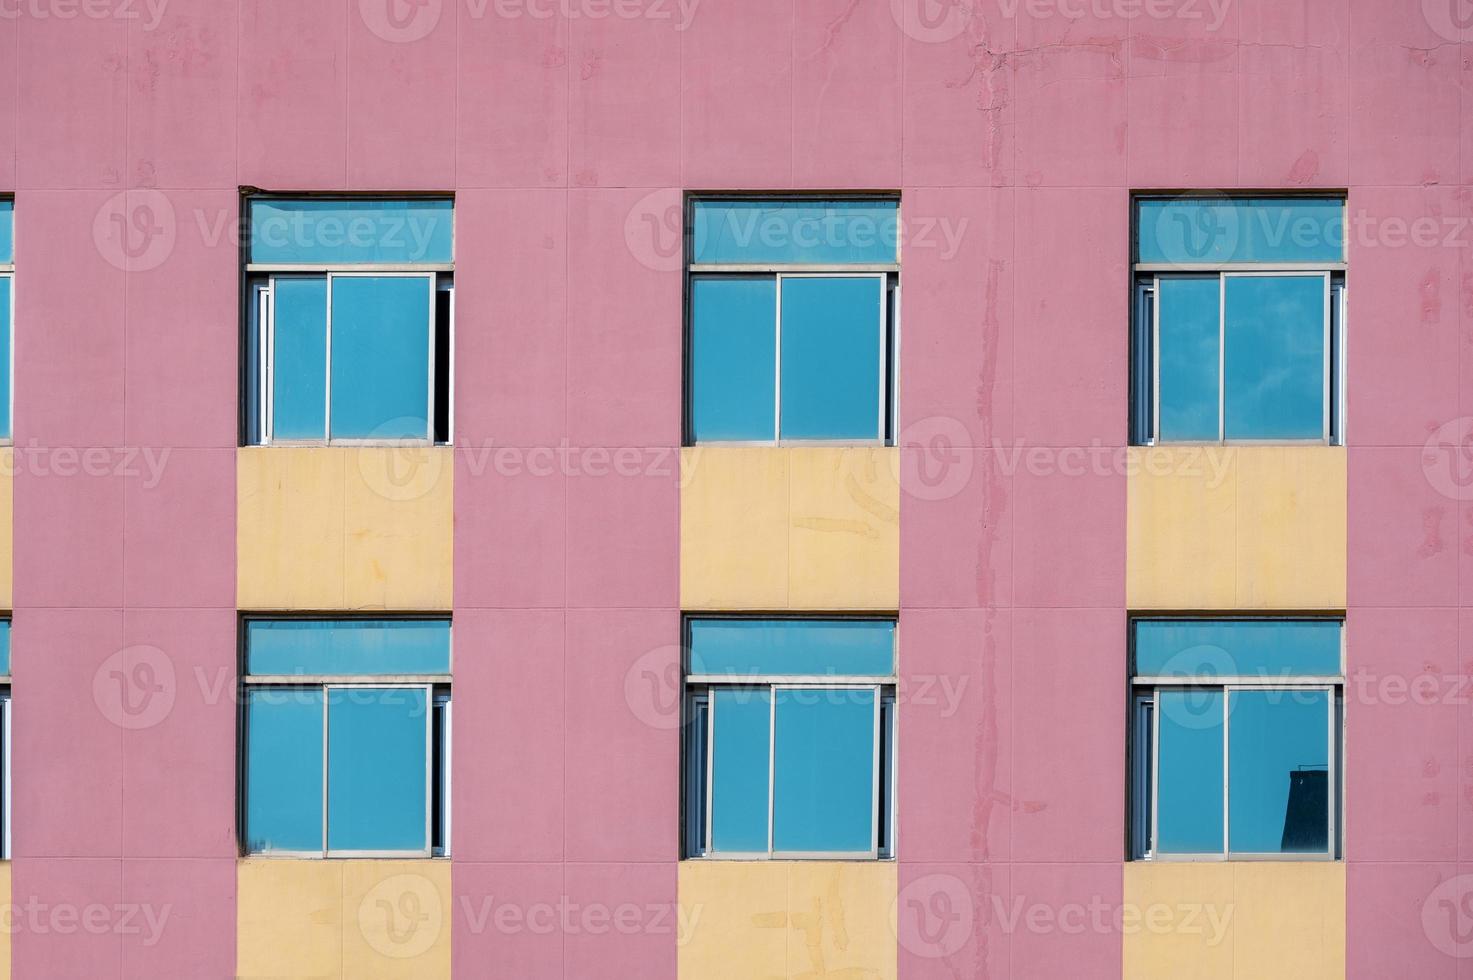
(0, 198, 13, 442)
(0, 620, 10, 860)
(1131, 196, 1345, 445)
(685, 197, 898, 445)
(683, 617, 896, 859)
(243, 197, 454, 446)
(240, 618, 451, 858)
(1129, 618, 1344, 861)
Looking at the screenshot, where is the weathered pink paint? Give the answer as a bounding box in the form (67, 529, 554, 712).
(896, 863, 1010, 979)
(1010, 864, 1124, 979)
(1347, 863, 1458, 980)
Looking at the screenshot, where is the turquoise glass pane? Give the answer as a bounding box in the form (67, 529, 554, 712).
(1156, 276, 1219, 441)
(710, 688, 771, 852)
(329, 276, 431, 439)
(0, 621, 11, 675)
(1228, 689, 1330, 854)
(1134, 620, 1341, 678)
(779, 276, 883, 440)
(0, 200, 11, 263)
(689, 276, 776, 441)
(327, 687, 428, 852)
(1137, 198, 1344, 265)
(248, 199, 453, 264)
(271, 276, 327, 440)
(246, 619, 451, 676)
(691, 200, 898, 265)
(689, 619, 895, 677)
(0, 275, 11, 439)
(772, 688, 875, 853)
(1223, 275, 1325, 439)
(1156, 690, 1224, 854)
(245, 688, 324, 852)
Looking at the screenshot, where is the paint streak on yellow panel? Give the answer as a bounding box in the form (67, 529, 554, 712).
(1122, 862, 1344, 980)
(238, 859, 450, 980)
(238, 447, 452, 610)
(0, 449, 11, 610)
(0, 861, 11, 980)
(1126, 447, 1344, 610)
(680, 447, 898, 612)
(678, 861, 897, 980)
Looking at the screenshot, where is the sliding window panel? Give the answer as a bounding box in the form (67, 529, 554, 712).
(244, 687, 325, 854)
(709, 688, 771, 854)
(1156, 276, 1220, 442)
(1155, 690, 1225, 855)
(1227, 689, 1331, 855)
(329, 275, 433, 440)
(270, 276, 328, 441)
(326, 686, 429, 853)
(771, 687, 876, 854)
(779, 276, 884, 441)
(1223, 274, 1326, 440)
(688, 276, 777, 442)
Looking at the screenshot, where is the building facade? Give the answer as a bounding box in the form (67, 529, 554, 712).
(0, 0, 1468, 977)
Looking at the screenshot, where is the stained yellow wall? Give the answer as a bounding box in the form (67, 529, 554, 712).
(680, 447, 899, 611)
(1122, 862, 1344, 979)
(678, 861, 896, 980)
(1126, 447, 1345, 610)
(0, 448, 12, 610)
(237, 447, 452, 610)
(237, 859, 450, 979)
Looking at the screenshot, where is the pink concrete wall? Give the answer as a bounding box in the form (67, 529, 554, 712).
(0, 0, 1468, 977)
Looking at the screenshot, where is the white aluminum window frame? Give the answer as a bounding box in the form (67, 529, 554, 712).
(1131, 618, 1345, 863)
(688, 677, 894, 862)
(242, 676, 449, 860)
(1145, 268, 1336, 446)
(0, 267, 13, 447)
(0, 687, 10, 861)
(686, 268, 898, 447)
(249, 265, 450, 447)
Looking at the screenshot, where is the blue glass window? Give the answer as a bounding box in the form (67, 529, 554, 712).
(2, 200, 13, 441)
(1131, 619, 1340, 860)
(0, 621, 10, 676)
(0, 200, 12, 264)
(686, 198, 895, 444)
(242, 619, 449, 857)
(1132, 197, 1343, 445)
(688, 277, 776, 441)
(245, 198, 451, 446)
(686, 618, 894, 859)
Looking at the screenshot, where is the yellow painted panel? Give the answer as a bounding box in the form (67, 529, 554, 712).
(680, 447, 789, 610)
(342, 860, 452, 980)
(0, 449, 11, 610)
(0, 862, 11, 980)
(1232, 863, 1344, 979)
(679, 861, 789, 980)
(1233, 449, 1346, 609)
(343, 447, 453, 610)
(1122, 862, 1235, 980)
(1122, 862, 1345, 980)
(787, 448, 899, 611)
(238, 860, 450, 980)
(1127, 446, 1344, 610)
(1126, 447, 1237, 609)
(238, 447, 452, 611)
(237, 859, 344, 979)
(678, 861, 896, 980)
